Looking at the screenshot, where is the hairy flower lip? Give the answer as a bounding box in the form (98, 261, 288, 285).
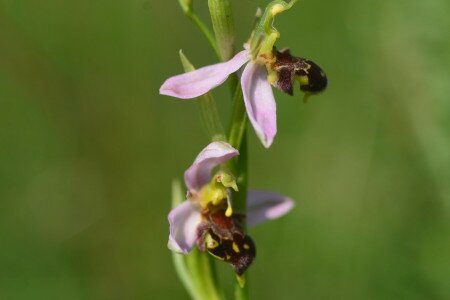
(273, 48, 328, 96)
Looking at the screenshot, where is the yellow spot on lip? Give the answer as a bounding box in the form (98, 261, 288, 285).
(243, 244, 250, 250)
(232, 242, 240, 253)
(208, 251, 224, 260)
(205, 234, 219, 249)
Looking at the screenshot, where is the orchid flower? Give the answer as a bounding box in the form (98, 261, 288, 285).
(160, 1, 327, 148)
(168, 141, 294, 274)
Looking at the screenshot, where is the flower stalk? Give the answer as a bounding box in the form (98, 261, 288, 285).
(178, 0, 221, 58)
(228, 86, 247, 151)
(231, 134, 249, 300)
(208, 0, 239, 96)
(208, 0, 251, 298)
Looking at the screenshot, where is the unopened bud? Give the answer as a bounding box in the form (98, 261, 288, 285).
(178, 0, 192, 15)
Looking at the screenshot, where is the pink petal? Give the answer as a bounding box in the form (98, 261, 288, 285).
(246, 189, 294, 227)
(184, 142, 239, 192)
(160, 50, 250, 99)
(168, 201, 202, 254)
(241, 62, 277, 148)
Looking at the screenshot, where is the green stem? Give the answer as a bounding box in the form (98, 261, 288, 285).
(227, 89, 249, 300)
(185, 249, 223, 300)
(208, 0, 251, 297)
(177, 0, 220, 58)
(228, 86, 248, 150)
(208, 0, 238, 96)
(187, 12, 221, 59)
(208, 0, 235, 61)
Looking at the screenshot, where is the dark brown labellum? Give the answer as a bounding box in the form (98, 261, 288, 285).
(295, 59, 328, 94)
(197, 208, 256, 275)
(205, 229, 256, 275)
(272, 48, 327, 96)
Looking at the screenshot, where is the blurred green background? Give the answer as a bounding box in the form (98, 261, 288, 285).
(1, 0, 449, 299)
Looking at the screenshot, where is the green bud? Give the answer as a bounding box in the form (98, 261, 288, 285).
(178, 0, 193, 15)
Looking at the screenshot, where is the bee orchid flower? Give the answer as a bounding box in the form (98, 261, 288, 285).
(160, 1, 326, 148)
(168, 141, 294, 274)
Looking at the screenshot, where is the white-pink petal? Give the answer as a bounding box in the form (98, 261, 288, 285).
(184, 141, 239, 192)
(168, 201, 202, 254)
(246, 189, 294, 227)
(241, 61, 277, 148)
(160, 50, 250, 99)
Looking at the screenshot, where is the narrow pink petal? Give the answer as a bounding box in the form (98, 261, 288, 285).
(241, 62, 277, 148)
(246, 189, 294, 227)
(160, 50, 250, 99)
(168, 201, 202, 254)
(184, 142, 239, 192)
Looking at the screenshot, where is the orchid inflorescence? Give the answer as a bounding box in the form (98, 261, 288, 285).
(160, 0, 326, 298)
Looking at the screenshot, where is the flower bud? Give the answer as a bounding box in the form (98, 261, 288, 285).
(208, 0, 235, 61)
(178, 0, 193, 15)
